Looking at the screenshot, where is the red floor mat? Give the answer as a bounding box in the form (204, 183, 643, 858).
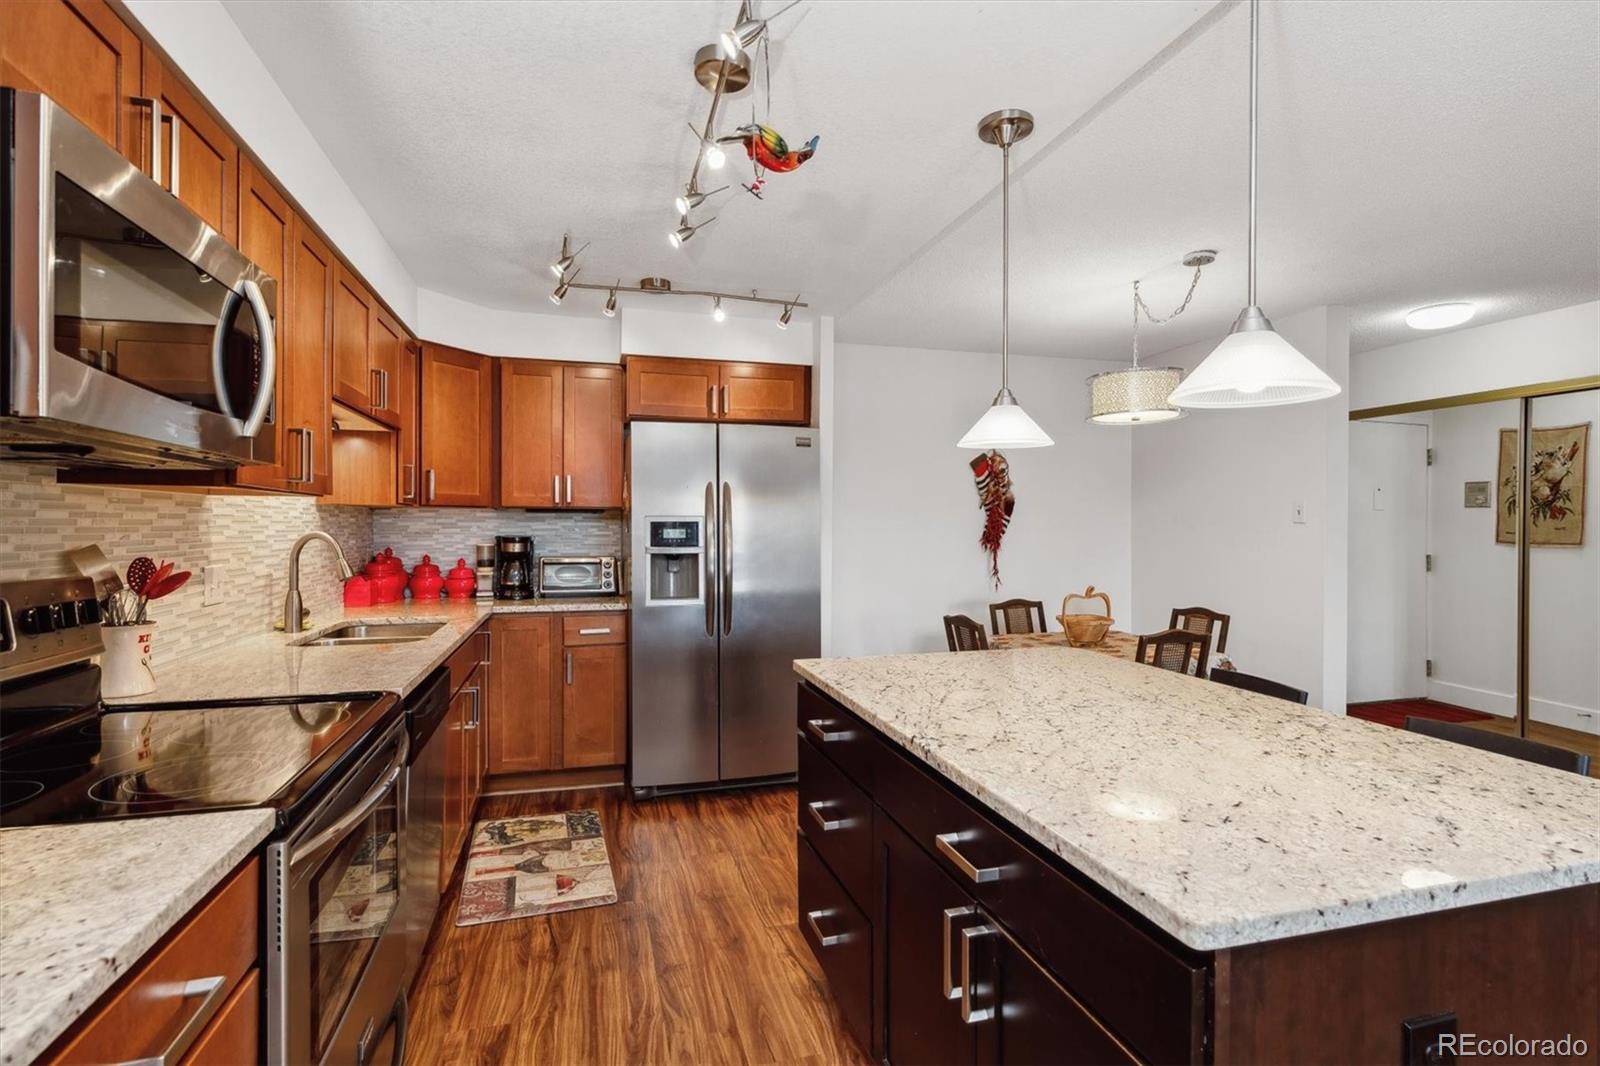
(1347, 699, 1494, 729)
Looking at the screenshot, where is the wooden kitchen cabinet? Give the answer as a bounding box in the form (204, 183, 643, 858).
(0, 0, 142, 162)
(561, 642, 627, 769)
(624, 355, 809, 425)
(233, 158, 294, 491)
(138, 47, 237, 237)
(441, 651, 489, 889)
(332, 264, 375, 412)
(285, 213, 335, 494)
(499, 360, 564, 508)
(563, 364, 625, 507)
(420, 344, 495, 506)
(486, 614, 560, 774)
(395, 340, 421, 504)
(370, 305, 405, 427)
(624, 356, 721, 420)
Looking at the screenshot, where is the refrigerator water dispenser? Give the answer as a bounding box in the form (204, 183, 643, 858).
(645, 518, 702, 605)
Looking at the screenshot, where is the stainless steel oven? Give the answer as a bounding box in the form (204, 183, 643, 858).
(267, 717, 410, 1065)
(537, 555, 617, 596)
(2, 89, 278, 469)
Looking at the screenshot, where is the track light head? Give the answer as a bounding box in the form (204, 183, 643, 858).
(676, 183, 728, 216)
(550, 270, 577, 305)
(603, 286, 618, 318)
(704, 141, 727, 170)
(712, 296, 726, 323)
(669, 214, 715, 248)
(550, 235, 588, 278)
(777, 302, 794, 330)
(720, 18, 764, 60)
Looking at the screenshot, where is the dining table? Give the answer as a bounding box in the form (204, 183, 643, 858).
(991, 629, 1222, 672)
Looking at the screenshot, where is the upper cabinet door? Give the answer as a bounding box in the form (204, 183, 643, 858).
(287, 215, 335, 495)
(720, 362, 810, 425)
(331, 264, 373, 411)
(420, 344, 495, 507)
(624, 356, 720, 421)
(395, 340, 420, 505)
(232, 158, 293, 491)
(499, 360, 563, 509)
(369, 305, 404, 427)
(0, 0, 141, 161)
(563, 365, 624, 509)
(139, 48, 237, 237)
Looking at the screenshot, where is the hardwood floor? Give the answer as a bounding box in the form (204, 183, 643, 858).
(405, 785, 871, 1066)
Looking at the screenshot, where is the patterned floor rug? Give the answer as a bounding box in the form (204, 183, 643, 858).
(454, 809, 618, 926)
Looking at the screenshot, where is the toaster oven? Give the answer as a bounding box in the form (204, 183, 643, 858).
(537, 556, 616, 597)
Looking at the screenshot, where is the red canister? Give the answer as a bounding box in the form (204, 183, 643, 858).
(444, 558, 477, 599)
(343, 574, 373, 607)
(365, 548, 407, 604)
(409, 554, 444, 601)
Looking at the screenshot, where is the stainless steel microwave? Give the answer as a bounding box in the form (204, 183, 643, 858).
(538, 556, 617, 597)
(2, 89, 278, 469)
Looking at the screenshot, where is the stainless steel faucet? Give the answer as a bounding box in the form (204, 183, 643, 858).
(282, 531, 355, 634)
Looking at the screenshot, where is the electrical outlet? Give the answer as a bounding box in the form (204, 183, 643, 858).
(203, 565, 226, 606)
(1291, 500, 1307, 524)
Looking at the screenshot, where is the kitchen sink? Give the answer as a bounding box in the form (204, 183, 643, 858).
(297, 621, 445, 647)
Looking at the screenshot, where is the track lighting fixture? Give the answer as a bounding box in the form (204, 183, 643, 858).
(603, 284, 619, 318)
(549, 235, 588, 279)
(539, 262, 806, 328)
(669, 214, 715, 248)
(776, 299, 796, 330)
(718, 0, 803, 61)
(711, 296, 727, 322)
(550, 270, 577, 306)
(675, 181, 728, 216)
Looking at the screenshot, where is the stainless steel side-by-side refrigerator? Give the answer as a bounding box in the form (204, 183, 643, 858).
(628, 421, 820, 795)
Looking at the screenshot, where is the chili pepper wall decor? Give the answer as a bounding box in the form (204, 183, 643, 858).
(970, 450, 1015, 589)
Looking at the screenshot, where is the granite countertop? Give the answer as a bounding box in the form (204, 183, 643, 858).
(107, 596, 628, 706)
(794, 648, 1600, 951)
(0, 811, 276, 1066)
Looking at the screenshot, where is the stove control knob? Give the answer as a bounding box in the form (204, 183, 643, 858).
(17, 605, 55, 636)
(75, 599, 102, 625)
(51, 603, 77, 629)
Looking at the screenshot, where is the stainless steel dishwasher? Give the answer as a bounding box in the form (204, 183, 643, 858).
(398, 666, 450, 986)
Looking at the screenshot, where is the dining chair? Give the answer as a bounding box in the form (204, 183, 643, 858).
(1169, 607, 1230, 654)
(1211, 668, 1308, 705)
(988, 598, 1047, 636)
(1134, 628, 1211, 678)
(943, 614, 990, 652)
(1404, 717, 1591, 776)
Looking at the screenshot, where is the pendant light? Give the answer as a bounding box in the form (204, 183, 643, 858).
(1169, 0, 1340, 409)
(958, 109, 1053, 450)
(1089, 252, 1215, 425)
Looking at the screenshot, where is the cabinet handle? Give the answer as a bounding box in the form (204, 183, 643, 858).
(577, 627, 611, 636)
(464, 685, 480, 729)
(380, 369, 390, 411)
(481, 630, 492, 665)
(287, 427, 311, 484)
(566, 474, 572, 505)
(132, 96, 162, 187)
(936, 832, 1003, 884)
(805, 800, 845, 832)
(564, 651, 573, 685)
(959, 922, 998, 1024)
(426, 469, 436, 502)
(108, 974, 228, 1066)
(167, 112, 181, 197)
(805, 909, 844, 948)
(304, 427, 316, 483)
(942, 905, 976, 1001)
(707, 385, 717, 417)
(553, 474, 561, 504)
(403, 462, 415, 500)
(722, 384, 730, 416)
(804, 718, 849, 743)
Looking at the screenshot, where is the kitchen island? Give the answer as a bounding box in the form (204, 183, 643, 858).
(794, 648, 1600, 1065)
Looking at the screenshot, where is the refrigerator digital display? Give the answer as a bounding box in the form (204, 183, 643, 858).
(648, 520, 699, 549)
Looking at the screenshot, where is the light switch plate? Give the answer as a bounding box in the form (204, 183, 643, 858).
(1292, 501, 1307, 524)
(203, 565, 226, 606)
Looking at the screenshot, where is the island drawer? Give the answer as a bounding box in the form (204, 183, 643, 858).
(798, 734, 873, 911)
(797, 684, 876, 790)
(798, 834, 872, 1054)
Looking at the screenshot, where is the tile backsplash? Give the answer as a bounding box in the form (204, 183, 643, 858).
(370, 508, 622, 569)
(0, 463, 370, 668)
(1, 463, 624, 669)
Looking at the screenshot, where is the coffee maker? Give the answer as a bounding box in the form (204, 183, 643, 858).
(493, 535, 533, 600)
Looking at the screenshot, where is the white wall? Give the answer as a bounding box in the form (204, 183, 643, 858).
(620, 307, 815, 365)
(415, 289, 620, 362)
(1132, 307, 1352, 711)
(123, 0, 420, 327)
(829, 344, 1133, 657)
(1350, 301, 1599, 411)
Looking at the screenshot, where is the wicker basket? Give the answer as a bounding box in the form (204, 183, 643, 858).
(1058, 587, 1114, 647)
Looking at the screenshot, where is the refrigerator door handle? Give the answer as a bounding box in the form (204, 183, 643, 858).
(721, 481, 733, 635)
(704, 480, 717, 638)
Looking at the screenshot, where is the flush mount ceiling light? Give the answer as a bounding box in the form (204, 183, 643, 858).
(1089, 252, 1216, 426)
(1169, 0, 1340, 410)
(958, 108, 1053, 450)
(1405, 302, 1476, 330)
(718, 0, 804, 61)
(549, 234, 588, 279)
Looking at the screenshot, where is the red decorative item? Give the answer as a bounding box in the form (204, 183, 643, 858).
(140, 561, 191, 601)
(343, 575, 373, 607)
(970, 450, 1015, 589)
(408, 554, 443, 601)
(444, 558, 476, 600)
(365, 548, 407, 604)
(126, 556, 158, 593)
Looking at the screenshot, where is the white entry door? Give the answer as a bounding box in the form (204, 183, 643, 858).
(1348, 420, 1430, 703)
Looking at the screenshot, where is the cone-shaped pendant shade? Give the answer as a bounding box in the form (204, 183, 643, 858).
(1169, 308, 1340, 408)
(958, 391, 1054, 449)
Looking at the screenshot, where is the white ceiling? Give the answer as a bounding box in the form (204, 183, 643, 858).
(224, 0, 1598, 358)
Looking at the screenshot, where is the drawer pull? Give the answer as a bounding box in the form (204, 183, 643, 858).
(806, 800, 846, 832)
(942, 905, 976, 1001)
(111, 974, 228, 1066)
(804, 718, 850, 743)
(960, 923, 999, 1024)
(805, 908, 845, 947)
(577, 627, 612, 636)
(936, 832, 1002, 884)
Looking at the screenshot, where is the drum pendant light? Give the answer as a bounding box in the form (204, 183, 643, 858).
(959, 109, 1054, 450)
(1169, 0, 1340, 409)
